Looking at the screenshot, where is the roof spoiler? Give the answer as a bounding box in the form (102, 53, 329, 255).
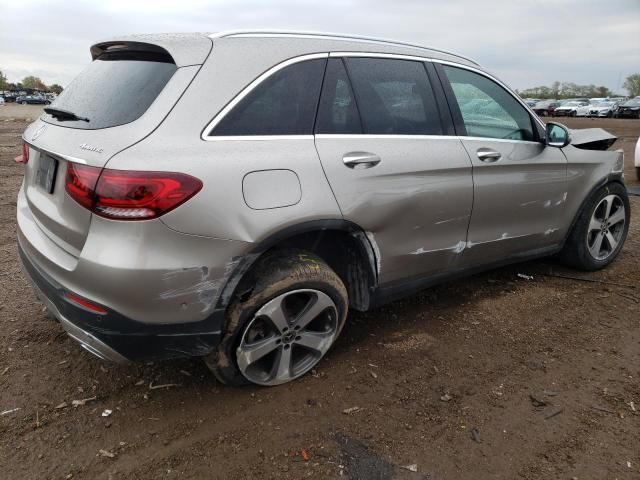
(90, 41, 173, 61)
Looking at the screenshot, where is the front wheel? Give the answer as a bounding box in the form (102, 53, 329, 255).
(204, 250, 348, 386)
(560, 183, 629, 271)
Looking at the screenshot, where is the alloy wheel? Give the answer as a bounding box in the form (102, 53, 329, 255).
(587, 194, 626, 260)
(236, 289, 339, 386)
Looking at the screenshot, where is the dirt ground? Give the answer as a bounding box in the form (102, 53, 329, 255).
(1, 105, 639, 480)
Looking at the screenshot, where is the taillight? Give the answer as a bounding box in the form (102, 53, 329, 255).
(15, 142, 29, 164)
(65, 164, 202, 220)
(66, 163, 100, 209)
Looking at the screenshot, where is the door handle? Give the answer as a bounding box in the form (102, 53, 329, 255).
(343, 151, 382, 169)
(476, 148, 502, 162)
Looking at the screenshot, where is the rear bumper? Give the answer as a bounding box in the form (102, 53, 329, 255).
(19, 243, 225, 362)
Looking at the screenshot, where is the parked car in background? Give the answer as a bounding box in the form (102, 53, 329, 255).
(17, 31, 629, 386)
(0, 96, 5, 106)
(553, 100, 588, 117)
(532, 100, 560, 117)
(616, 98, 640, 119)
(19, 95, 51, 105)
(584, 101, 618, 118)
(523, 98, 540, 107)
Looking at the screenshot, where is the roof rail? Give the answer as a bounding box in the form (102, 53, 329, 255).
(208, 30, 480, 66)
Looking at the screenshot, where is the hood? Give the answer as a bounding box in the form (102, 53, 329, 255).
(570, 128, 617, 151)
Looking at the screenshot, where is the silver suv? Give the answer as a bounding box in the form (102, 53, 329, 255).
(17, 31, 629, 386)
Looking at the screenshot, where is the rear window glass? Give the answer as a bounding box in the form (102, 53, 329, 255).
(345, 58, 443, 135)
(42, 51, 176, 130)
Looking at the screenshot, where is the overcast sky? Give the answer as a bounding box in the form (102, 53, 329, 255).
(1, 0, 639, 93)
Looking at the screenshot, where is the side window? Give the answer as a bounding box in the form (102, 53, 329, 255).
(210, 58, 326, 136)
(441, 65, 535, 141)
(315, 59, 362, 134)
(345, 58, 443, 135)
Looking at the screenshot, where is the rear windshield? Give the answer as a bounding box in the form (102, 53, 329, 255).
(42, 51, 176, 130)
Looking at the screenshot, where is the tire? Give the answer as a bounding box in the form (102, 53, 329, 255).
(560, 183, 630, 271)
(204, 249, 348, 386)
(21, 101, 27, 105)
(570, 111, 576, 117)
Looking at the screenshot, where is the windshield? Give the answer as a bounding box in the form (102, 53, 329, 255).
(42, 51, 176, 130)
(623, 99, 640, 106)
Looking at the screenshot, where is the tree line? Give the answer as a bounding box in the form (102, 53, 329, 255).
(517, 74, 640, 99)
(0, 70, 63, 94)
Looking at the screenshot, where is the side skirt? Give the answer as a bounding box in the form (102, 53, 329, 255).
(369, 245, 560, 308)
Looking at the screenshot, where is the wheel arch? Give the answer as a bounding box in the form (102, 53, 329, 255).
(560, 174, 626, 250)
(215, 219, 379, 315)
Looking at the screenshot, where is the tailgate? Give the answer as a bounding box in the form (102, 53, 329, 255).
(21, 38, 210, 257)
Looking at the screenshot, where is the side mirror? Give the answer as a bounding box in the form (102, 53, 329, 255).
(546, 122, 571, 148)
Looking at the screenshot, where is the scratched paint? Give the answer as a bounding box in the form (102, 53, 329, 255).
(364, 231, 382, 274)
(159, 258, 246, 313)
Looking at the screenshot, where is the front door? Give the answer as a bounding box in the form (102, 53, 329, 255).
(437, 64, 567, 266)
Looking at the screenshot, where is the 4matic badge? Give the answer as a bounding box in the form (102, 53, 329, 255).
(79, 143, 103, 153)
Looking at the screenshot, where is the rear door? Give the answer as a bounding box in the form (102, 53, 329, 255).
(435, 63, 567, 266)
(21, 45, 200, 257)
(314, 56, 473, 284)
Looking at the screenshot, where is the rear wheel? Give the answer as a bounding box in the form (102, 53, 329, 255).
(560, 183, 629, 270)
(204, 250, 348, 386)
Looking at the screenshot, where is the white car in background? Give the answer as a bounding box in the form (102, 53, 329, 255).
(553, 100, 588, 117)
(576, 101, 618, 118)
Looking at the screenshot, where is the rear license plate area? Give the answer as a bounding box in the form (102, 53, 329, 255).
(35, 154, 58, 194)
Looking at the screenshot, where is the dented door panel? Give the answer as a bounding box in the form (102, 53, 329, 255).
(315, 135, 473, 284)
(461, 139, 568, 265)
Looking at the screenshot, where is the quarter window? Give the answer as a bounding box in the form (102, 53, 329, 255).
(442, 65, 535, 141)
(210, 58, 326, 136)
(345, 58, 443, 135)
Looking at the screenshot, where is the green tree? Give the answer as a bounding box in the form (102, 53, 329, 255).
(48, 84, 63, 94)
(0, 70, 8, 90)
(623, 74, 640, 97)
(21, 76, 46, 91)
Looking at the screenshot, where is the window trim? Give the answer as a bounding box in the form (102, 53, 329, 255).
(201, 51, 545, 142)
(201, 53, 329, 141)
